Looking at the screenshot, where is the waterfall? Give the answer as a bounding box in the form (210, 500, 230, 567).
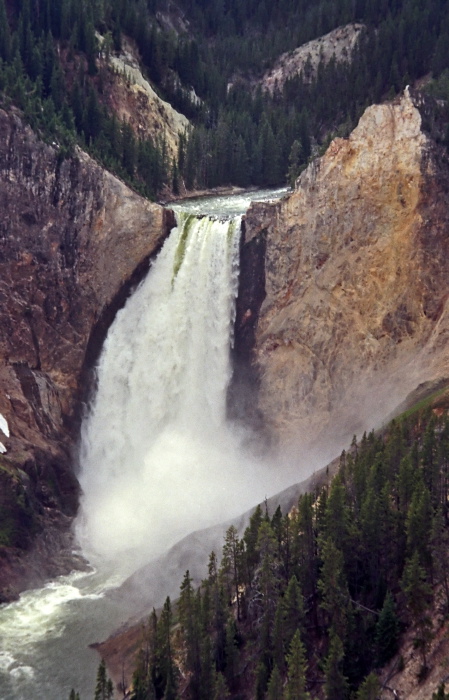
(75, 212, 253, 564)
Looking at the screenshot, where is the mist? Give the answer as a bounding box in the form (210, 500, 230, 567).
(74, 212, 301, 571)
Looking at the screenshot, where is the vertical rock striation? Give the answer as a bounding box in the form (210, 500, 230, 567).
(238, 90, 449, 456)
(0, 108, 171, 598)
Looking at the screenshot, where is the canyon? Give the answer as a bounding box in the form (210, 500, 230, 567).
(0, 85, 449, 623)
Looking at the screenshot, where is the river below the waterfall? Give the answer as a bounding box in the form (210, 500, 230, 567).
(0, 187, 288, 700)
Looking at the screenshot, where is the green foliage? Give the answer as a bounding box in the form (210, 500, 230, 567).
(356, 672, 380, 700)
(126, 406, 449, 698)
(324, 633, 349, 700)
(4, 0, 449, 194)
(375, 591, 399, 667)
(433, 683, 449, 700)
(266, 664, 283, 700)
(401, 550, 433, 670)
(284, 631, 310, 700)
(94, 659, 113, 700)
(212, 671, 230, 700)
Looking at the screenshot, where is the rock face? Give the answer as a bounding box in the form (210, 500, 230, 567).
(107, 38, 190, 161)
(261, 23, 364, 95)
(237, 90, 449, 456)
(0, 108, 172, 599)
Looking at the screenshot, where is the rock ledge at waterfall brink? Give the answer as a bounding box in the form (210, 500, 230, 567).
(0, 107, 171, 600)
(238, 89, 449, 457)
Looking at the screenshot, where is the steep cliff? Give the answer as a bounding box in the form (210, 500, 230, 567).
(237, 89, 449, 457)
(0, 108, 172, 600)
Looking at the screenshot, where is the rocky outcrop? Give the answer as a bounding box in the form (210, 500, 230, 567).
(238, 90, 449, 456)
(107, 38, 190, 161)
(261, 23, 364, 95)
(0, 107, 172, 599)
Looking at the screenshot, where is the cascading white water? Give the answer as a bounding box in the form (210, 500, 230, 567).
(75, 211, 260, 564)
(0, 190, 295, 700)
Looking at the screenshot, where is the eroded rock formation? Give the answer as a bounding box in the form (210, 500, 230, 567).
(261, 23, 364, 95)
(237, 90, 449, 457)
(0, 108, 172, 599)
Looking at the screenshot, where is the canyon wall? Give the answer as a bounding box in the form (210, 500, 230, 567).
(237, 89, 449, 458)
(0, 108, 171, 599)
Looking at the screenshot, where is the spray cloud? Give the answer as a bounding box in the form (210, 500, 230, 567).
(75, 212, 298, 568)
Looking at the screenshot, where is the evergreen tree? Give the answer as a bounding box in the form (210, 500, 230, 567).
(283, 574, 305, 651)
(318, 537, 350, 641)
(222, 525, 244, 620)
(213, 671, 230, 700)
(156, 597, 178, 699)
(287, 139, 303, 188)
(0, 0, 11, 62)
(266, 664, 283, 700)
(406, 485, 432, 569)
(401, 550, 433, 671)
(375, 591, 399, 667)
(94, 659, 113, 700)
(324, 634, 349, 700)
(430, 512, 449, 611)
(356, 672, 380, 700)
(284, 630, 310, 700)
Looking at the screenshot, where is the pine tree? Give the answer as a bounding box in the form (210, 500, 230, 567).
(94, 659, 113, 700)
(0, 0, 11, 62)
(266, 664, 283, 700)
(156, 597, 178, 699)
(430, 512, 449, 611)
(178, 570, 201, 692)
(287, 139, 303, 187)
(244, 504, 263, 582)
(222, 525, 244, 620)
(283, 574, 305, 651)
(405, 486, 432, 569)
(401, 550, 433, 671)
(318, 537, 350, 641)
(213, 671, 230, 700)
(356, 672, 380, 700)
(324, 634, 349, 700)
(375, 591, 399, 666)
(284, 630, 310, 700)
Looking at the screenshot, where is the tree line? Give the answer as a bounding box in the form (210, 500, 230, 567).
(2, 0, 449, 197)
(119, 403, 449, 699)
(0, 0, 172, 198)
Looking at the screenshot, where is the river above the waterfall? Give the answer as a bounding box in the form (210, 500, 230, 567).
(0, 187, 291, 700)
(169, 186, 289, 217)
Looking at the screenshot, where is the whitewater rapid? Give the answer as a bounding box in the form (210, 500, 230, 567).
(0, 188, 290, 699)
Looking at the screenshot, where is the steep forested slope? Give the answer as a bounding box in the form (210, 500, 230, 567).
(98, 397, 449, 700)
(2, 0, 449, 196)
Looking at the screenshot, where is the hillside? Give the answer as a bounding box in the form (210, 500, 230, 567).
(95, 389, 449, 700)
(2, 0, 449, 195)
(260, 23, 365, 95)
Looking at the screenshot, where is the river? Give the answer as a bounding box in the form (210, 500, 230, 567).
(0, 187, 288, 700)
